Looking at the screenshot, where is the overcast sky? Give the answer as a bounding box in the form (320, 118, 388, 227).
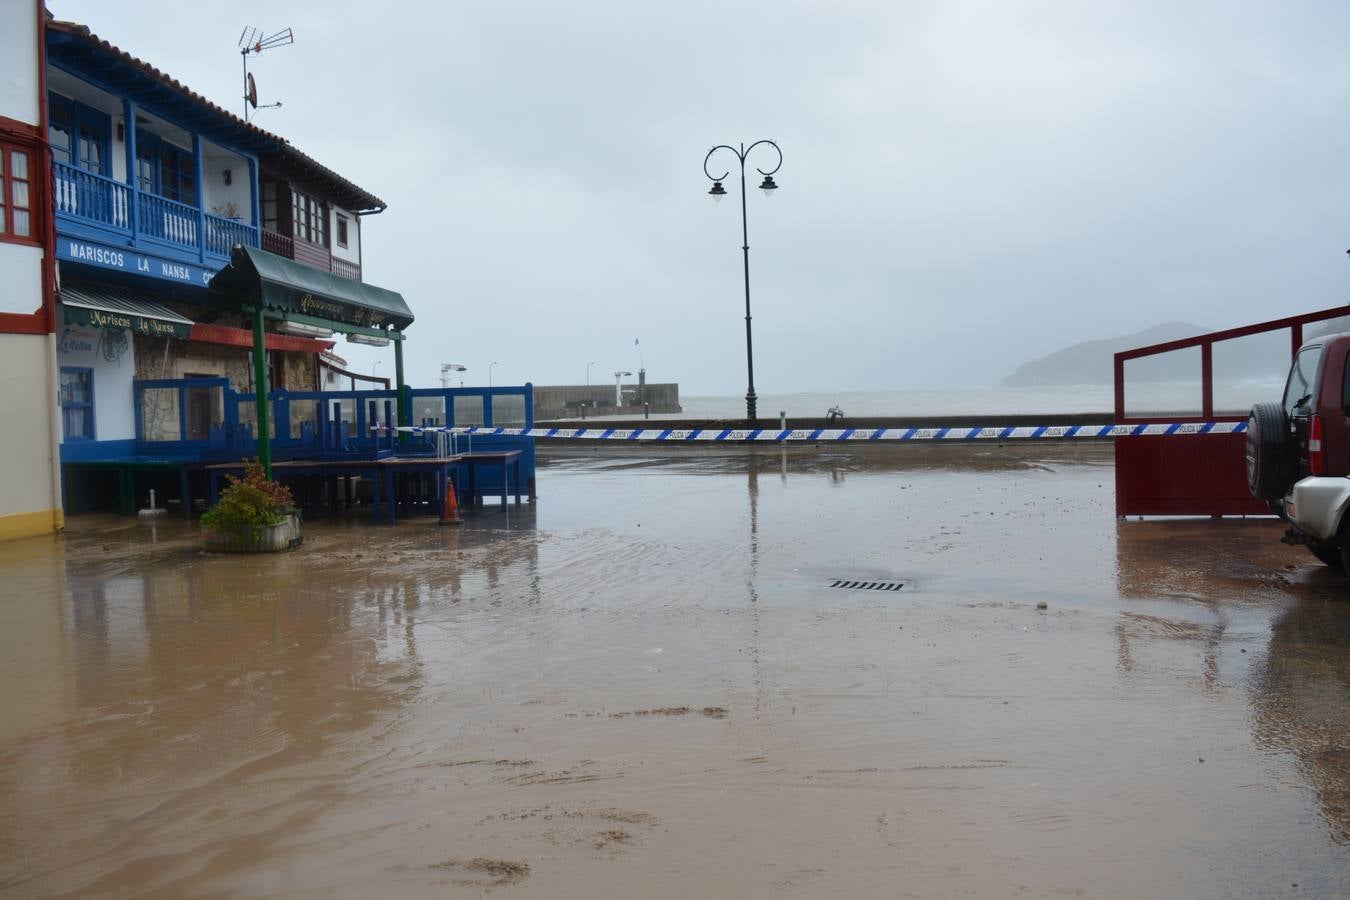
(50, 0, 1350, 394)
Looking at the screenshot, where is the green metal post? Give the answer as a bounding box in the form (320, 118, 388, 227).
(394, 332, 408, 445)
(251, 304, 272, 477)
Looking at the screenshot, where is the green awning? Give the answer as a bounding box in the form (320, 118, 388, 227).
(208, 244, 414, 332)
(60, 281, 194, 339)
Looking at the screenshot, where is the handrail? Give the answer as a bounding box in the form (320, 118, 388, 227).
(54, 160, 265, 257)
(52, 160, 130, 230)
(138, 190, 199, 249)
(1113, 305, 1350, 422)
(134, 381, 535, 450)
(204, 213, 260, 257)
(1114, 305, 1350, 363)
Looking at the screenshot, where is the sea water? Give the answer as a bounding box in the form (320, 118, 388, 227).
(569, 381, 1286, 421)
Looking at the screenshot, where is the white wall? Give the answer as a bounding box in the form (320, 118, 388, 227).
(0, 3, 58, 536)
(0, 244, 43, 315)
(55, 323, 137, 442)
(330, 206, 361, 264)
(0, 1, 38, 126)
(0, 333, 58, 516)
(202, 144, 254, 224)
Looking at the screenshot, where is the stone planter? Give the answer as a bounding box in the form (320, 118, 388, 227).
(203, 513, 302, 553)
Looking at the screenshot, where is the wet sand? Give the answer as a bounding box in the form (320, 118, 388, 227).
(1, 443, 1347, 897)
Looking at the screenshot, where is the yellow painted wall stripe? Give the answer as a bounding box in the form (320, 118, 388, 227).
(0, 509, 64, 542)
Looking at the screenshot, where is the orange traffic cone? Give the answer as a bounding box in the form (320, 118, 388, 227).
(439, 479, 463, 526)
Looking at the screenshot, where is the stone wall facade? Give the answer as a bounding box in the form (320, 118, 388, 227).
(132, 334, 318, 392)
(133, 333, 320, 441)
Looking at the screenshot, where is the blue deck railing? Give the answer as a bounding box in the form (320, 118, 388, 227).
(54, 160, 260, 260)
(130, 380, 535, 487)
(53, 161, 130, 231)
(138, 190, 198, 248)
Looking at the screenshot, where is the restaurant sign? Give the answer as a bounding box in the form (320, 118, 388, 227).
(62, 304, 192, 339)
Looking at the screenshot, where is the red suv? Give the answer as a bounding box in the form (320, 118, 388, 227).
(1247, 332, 1350, 570)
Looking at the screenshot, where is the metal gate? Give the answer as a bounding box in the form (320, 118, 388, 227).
(1114, 305, 1350, 516)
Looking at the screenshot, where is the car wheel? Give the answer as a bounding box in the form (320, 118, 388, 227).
(1308, 541, 1345, 570)
(1246, 402, 1295, 501)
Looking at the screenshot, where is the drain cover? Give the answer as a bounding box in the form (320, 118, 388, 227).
(830, 579, 904, 592)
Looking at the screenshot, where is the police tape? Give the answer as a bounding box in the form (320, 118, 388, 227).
(392, 422, 1248, 442)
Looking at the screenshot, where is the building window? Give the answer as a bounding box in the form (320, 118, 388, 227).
(49, 94, 110, 176)
(261, 180, 279, 232)
(136, 132, 195, 203)
(291, 189, 326, 246)
(0, 145, 35, 241)
(60, 368, 95, 440)
(336, 213, 348, 248)
(49, 97, 72, 166)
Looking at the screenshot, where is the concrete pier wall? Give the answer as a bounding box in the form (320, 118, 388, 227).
(533, 383, 681, 419)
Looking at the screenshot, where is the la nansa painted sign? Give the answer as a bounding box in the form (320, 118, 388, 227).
(62, 304, 192, 339)
(58, 239, 218, 287)
(296, 292, 390, 328)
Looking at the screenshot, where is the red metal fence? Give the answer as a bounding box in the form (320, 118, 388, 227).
(1113, 305, 1350, 516)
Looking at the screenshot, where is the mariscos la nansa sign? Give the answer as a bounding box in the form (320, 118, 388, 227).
(58, 239, 217, 287)
(62, 305, 191, 339)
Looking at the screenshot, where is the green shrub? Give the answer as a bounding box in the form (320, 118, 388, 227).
(201, 460, 297, 542)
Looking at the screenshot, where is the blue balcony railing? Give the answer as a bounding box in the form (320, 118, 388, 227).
(139, 190, 198, 248)
(204, 213, 256, 257)
(53, 161, 130, 232)
(53, 160, 260, 261)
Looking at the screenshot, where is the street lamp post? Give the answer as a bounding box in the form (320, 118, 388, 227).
(704, 139, 781, 423)
(586, 361, 595, 386)
(489, 361, 498, 388)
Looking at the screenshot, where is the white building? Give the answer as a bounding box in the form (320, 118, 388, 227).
(0, 0, 62, 541)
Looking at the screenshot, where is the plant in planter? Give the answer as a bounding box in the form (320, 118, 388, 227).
(201, 460, 302, 552)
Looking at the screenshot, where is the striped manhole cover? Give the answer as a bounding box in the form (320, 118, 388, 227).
(830, 579, 904, 592)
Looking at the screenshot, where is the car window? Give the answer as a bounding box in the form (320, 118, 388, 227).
(1283, 345, 1322, 417)
(1342, 349, 1350, 416)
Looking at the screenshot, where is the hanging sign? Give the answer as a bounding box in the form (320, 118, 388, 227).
(61, 304, 192, 339)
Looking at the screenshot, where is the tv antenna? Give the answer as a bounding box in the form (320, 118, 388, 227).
(238, 26, 293, 121)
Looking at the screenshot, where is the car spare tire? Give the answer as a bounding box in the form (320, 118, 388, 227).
(1246, 401, 1294, 501)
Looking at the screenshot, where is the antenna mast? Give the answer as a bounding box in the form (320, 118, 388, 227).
(238, 26, 294, 122)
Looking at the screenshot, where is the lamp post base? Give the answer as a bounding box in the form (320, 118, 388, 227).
(745, 391, 758, 423)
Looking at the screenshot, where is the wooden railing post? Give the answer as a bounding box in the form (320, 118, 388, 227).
(124, 98, 139, 240)
(192, 133, 206, 263)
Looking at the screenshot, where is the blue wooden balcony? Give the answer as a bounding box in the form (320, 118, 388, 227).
(53, 160, 259, 266)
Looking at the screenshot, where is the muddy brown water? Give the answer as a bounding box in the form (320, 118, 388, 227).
(1, 443, 1347, 897)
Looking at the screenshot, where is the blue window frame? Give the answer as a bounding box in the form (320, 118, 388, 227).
(136, 131, 195, 203)
(60, 367, 96, 441)
(48, 94, 111, 177)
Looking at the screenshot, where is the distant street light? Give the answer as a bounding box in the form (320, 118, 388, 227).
(614, 370, 632, 407)
(440, 363, 466, 389)
(586, 360, 596, 386)
(489, 360, 498, 388)
(704, 139, 782, 422)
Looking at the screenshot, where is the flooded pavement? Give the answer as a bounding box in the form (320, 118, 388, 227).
(1, 443, 1348, 898)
